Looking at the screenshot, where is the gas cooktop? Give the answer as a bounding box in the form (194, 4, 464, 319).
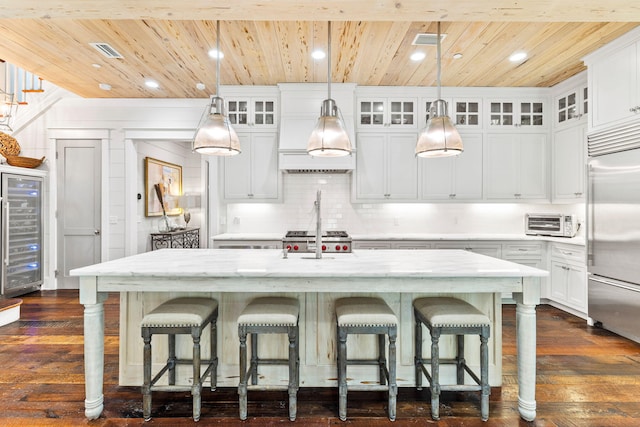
(283, 230, 352, 253)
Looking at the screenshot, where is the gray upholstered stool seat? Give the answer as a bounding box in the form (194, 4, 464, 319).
(237, 296, 300, 421)
(335, 297, 398, 421)
(413, 297, 491, 421)
(141, 297, 218, 422)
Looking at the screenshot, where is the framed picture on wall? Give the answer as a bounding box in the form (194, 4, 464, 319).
(144, 157, 182, 217)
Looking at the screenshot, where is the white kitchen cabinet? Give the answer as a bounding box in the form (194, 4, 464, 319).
(352, 241, 393, 250)
(226, 97, 277, 129)
(555, 84, 588, 127)
(486, 99, 546, 129)
(420, 132, 483, 201)
(222, 132, 280, 201)
(485, 132, 548, 201)
(433, 242, 501, 258)
(354, 133, 418, 201)
(549, 243, 587, 314)
(502, 242, 547, 299)
(552, 122, 586, 201)
(420, 98, 482, 130)
(357, 97, 418, 130)
(586, 36, 640, 130)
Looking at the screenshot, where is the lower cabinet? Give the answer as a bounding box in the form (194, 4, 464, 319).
(433, 242, 501, 258)
(549, 243, 587, 314)
(501, 242, 546, 301)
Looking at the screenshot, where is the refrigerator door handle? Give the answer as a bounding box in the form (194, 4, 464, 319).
(590, 274, 640, 293)
(586, 163, 594, 267)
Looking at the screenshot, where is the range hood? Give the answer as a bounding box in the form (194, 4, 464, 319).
(278, 83, 356, 173)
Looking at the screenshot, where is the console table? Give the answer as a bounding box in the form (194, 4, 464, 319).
(150, 228, 199, 250)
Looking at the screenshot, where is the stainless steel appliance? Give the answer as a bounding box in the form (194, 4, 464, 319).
(283, 230, 352, 253)
(525, 213, 578, 237)
(587, 131, 640, 343)
(1, 173, 43, 297)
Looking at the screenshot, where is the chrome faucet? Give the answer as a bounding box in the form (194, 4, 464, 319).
(315, 189, 322, 259)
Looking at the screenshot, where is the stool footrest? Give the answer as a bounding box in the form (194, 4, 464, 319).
(346, 359, 388, 366)
(440, 384, 483, 392)
(150, 385, 195, 393)
(250, 358, 292, 366)
(345, 384, 392, 391)
(246, 384, 292, 391)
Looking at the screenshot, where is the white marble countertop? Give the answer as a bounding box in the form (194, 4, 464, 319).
(212, 232, 585, 246)
(71, 248, 548, 278)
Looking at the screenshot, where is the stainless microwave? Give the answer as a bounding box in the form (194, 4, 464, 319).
(525, 213, 578, 237)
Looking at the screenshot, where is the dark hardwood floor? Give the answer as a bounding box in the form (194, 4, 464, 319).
(1, 290, 640, 426)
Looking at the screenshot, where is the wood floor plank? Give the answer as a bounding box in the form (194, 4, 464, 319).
(1, 290, 640, 426)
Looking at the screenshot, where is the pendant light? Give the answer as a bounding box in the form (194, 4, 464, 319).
(193, 20, 241, 156)
(415, 22, 463, 158)
(307, 21, 352, 157)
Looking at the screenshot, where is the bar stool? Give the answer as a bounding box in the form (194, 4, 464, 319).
(335, 296, 398, 421)
(413, 297, 491, 421)
(237, 296, 300, 421)
(141, 297, 218, 422)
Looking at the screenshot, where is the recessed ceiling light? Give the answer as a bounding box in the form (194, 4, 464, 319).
(145, 80, 159, 89)
(410, 52, 426, 61)
(98, 83, 111, 91)
(509, 51, 527, 62)
(453, 53, 463, 59)
(311, 49, 326, 60)
(208, 49, 224, 59)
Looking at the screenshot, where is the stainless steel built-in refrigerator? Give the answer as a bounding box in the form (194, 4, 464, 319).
(1, 173, 43, 297)
(587, 130, 640, 343)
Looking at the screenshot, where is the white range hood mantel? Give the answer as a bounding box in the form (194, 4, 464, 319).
(278, 83, 357, 172)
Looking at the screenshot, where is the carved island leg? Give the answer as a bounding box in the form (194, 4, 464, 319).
(80, 277, 108, 420)
(514, 276, 540, 422)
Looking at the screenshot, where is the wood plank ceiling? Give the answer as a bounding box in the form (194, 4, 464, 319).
(0, 1, 638, 98)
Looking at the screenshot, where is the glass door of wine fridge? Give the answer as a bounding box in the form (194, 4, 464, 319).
(1, 173, 43, 297)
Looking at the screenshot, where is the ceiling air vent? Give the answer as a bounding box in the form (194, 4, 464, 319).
(89, 42, 124, 59)
(412, 33, 446, 46)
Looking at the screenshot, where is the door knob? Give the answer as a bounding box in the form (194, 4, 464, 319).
(94, 229, 101, 235)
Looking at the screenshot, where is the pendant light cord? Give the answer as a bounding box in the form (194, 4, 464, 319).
(436, 21, 441, 100)
(216, 20, 221, 96)
(327, 21, 332, 100)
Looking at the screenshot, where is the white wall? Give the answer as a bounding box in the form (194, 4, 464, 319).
(135, 140, 202, 253)
(222, 173, 584, 237)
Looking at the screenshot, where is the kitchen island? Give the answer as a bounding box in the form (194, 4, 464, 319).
(72, 248, 546, 421)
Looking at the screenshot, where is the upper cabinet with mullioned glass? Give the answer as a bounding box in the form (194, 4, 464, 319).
(556, 85, 588, 127)
(422, 99, 482, 129)
(357, 98, 418, 130)
(487, 99, 546, 128)
(226, 98, 278, 129)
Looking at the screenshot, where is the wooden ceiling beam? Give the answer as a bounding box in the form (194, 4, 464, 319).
(1, 1, 640, 22)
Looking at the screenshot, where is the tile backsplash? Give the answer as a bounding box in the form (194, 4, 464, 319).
(222, 173, 584, 236)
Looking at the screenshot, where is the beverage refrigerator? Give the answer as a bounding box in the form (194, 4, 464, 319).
(1, 172, 43, 297)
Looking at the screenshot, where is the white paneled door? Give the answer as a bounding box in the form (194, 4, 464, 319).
(56, 140, 101, 289)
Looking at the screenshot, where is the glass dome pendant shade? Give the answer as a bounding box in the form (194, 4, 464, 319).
(307, 98, 352, 157)
(193, 20, 241, 156)
(193, 96, 241, 156)
(415, 99, 463, 158)
(415, 21, 463, 158)
(307, 21, 352, 157)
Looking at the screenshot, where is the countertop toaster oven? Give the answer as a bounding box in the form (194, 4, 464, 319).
(525, 213, 578, 237)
